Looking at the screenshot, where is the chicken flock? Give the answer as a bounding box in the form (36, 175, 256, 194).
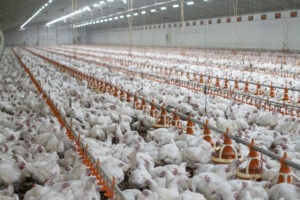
(0, 46, 300, 200)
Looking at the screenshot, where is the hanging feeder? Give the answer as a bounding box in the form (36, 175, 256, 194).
(282, 86, 289, 101)
(153, 105, 170, 128)
(184, 113, 195, 135)
(269, 84, 276, 98)
(236, 139, 263, 180)
(211, 128, 240, 164)
(149, 99, 159, 118)
(171, 109, 182, 130)
(203, 119, 214, 147)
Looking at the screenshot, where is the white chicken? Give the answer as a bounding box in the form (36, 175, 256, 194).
(181, 141, 213, 166)
(128, 159, 152, 189)
(158, 139, 182, 165)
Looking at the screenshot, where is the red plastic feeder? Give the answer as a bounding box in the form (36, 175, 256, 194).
(236, 139, 263, 180)
(126, 90, 131, 102)
(211, 128, 239, 164)
(153, 105, 170, 128)
(278, 152, 293, 184)
(269, 84, 276, 98)
(149, 99, 159, 119)
(139, 97, 148, 111)
(133, 93, 140, 109)
(244, 81, 249, 93)
(171, 109, 182, 130)
(223, 78, 229, 89)
(185, 113, 195, 135)
(282, 86, 289, 101)
(203, 119, 214, 147)
(215, 76, 220, 88)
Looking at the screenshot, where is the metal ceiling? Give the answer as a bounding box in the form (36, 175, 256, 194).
(1, 0, 300, 32)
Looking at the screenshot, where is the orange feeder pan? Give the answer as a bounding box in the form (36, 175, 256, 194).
(149, 99, 159, 118)
(278, 152, 293, 184)
(185, 113, 195, 135)
(171, 109, 182, 130)
(236, 139, 263, 180)
(153, 106, 170, 128)
(282, 86, 289, 101)
(211, 128, 239, 164)
(203, 119, 214, 147)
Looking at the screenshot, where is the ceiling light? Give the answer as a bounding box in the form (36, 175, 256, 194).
(126, 14, 131, 17)
(109, 18, 113, 21)
(20, 0, 55, 29)
(150, 9, 156, 13)
(104, 19, 108, 22)
(160, 7, 167, 10)
(172, 4, 179, 8)
(120, 15, 124, 18)
(133, 13, 138, 16)
(187, 1, 194, 5)
(46, 6, 91, 26)
(141, 11, 146, 15)
(114, 16, 119, 20)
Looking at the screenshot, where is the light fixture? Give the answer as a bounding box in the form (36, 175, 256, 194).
(20, 0, 55, 30)
(73, 0, 178, 29)
(187, 1, 194, 5)
(46, 6, 91, 26)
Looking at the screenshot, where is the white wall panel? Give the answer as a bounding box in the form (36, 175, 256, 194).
(90, 10, 300, 51)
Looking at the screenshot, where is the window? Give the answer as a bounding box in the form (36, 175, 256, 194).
(261, 14, 267, 20)
(275, 13, 281, 19)
(290, 11, 297, 17)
